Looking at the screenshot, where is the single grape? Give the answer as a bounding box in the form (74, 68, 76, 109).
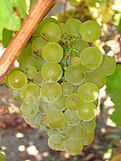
(71, 57, 80, 66)
(81, 119, 96, 132)
(65, 110, 81, 126)
(85, 69, 107, 88)
(65, 138, 83, 155)
(22, 113, 37, 127)
(80, 47, 103, 71)
(40, 22, 62, 42)
(31, 37, 47, 54)
(42, 42, 63, 62)
(79, 20, 101, 42)
(59, 23, 70, 35)
(26, 66, 37, 80)
(99, 55, 116, 76)
(61, 82, 73, 96)
(66, 18, 82, 36)
(78, 82, 99, 102)
(41, 82, 62, 103)
(83, 131, 94, 145)
(54, 95, 66, 111)
(77, 101, 97, 121)
(65, 65, 86, 85)
(46, 109, 66, 128)
(7, 70, 27, 89)
(41, 63, 63, 82)
(66, 93, 80, 111)
(20, 83, 41, 104)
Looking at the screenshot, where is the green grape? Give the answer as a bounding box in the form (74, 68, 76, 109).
(71, 56, 80, 66)
(65, 138, 83, 155)
(12, 90, 22, 103)
(61, 82, 73, 96)
(26, 66, 37, 80)
(46, 109, 66, 128)
(20, 83, 41, 104)
(59, 23, 70, 35)
(41, 82, 62, 103)
(70, 124, 87, 139)
(79, 20, 101, 42)
(65, 65, 86, 85)
(72, 38, 89, 54)
(37, 100, 50, 113)
(66, 18, 82, 36)
(42, 42, 63, 62)
(41, 63, 63, 82)
(40, 22, 62, 42)
(65, 110, 81, 126)
(33, 71, 43, 86)
(80, 47, 103, 71)
(57, 124, 71, 139)
(78, 82, 99, 102)
(22, 113, 37, 127)
(7, 70, 27, 89)
(85, 69, 107, 88)
(77, 101, 96, 121)
(34, 112, 47, 130)
(83, 131, 94, 145)
(99, 55, 116, 76)
(31, 37, 47, 54)
(48, 133, 66, 151)
(66, 93, 80, 111)
(54, 95, 66, 111)
(81, 119, 96, 132)
(20, 103, 39, 117)
(34, 17, 58, 36)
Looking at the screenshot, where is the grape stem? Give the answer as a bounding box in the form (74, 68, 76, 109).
(0, 0, 56, 83)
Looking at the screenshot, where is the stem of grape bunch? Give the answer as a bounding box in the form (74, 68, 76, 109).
(0, 0, 56, 83)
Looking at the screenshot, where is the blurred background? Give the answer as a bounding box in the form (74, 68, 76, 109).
(0, 0, 121, 160)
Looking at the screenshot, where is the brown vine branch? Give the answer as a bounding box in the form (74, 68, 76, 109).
(0, 0, 56, 83)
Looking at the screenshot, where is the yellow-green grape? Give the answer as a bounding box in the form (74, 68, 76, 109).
(42, 42, 63, 62)
(40, 22, 62, 42)
(20, 83, 41, 104)
(71, 57, 80, 66)
(77, 101, 97, 121)
(70, 124, 87, 139)
(79, 20, 101, 42)
(41, 82, 62, 103)
(65, 65, 86, 86)
(31, 37, 47, 54)
(34, 112, 47, 130)
(80, 47, 103, 72)
(48, 133, 66, 151)
(78, 82, 99, 102)
(81, 119, 96, 132)
(66, 93, 80, 111)
(85, 69, 107, 88)
(54, 95, 66, 111)
(41, 63, 63, 82)
(7, 70, 27, 89)
(33, 71, 43, 86)
(12, 90, 22, 103)
(59, 23, 70, 35)
(26, 66, 37, 80)
(65, 110, 81, 126)
(66, 18, 82, 36)
(65, 138, 83, 155)
(61, 82, 73, 96)
(83, 131, 94, 145)
(46, 109, 66, 128)
(99, 55, 116, 76)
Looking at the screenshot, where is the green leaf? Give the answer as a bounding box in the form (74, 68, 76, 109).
(2, 29, 13, 47)
(107, 64, 121, 127)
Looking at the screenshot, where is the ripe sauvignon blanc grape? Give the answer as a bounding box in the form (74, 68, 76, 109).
(83, 131, 95, 145)
(79, 20, 101, 42)
(42, 42, 63, 62)
(78, 82, 99, 102)
(71, 56, 80, 66)
(41, 63, 63, 82)
(80, 47, 103, 72)
(40, 22, 62, 42)
(7, 70, 27, 89)
(41, 82, 62, 103)
(66, 93, 80, 110)
(61, 82, 73, 96)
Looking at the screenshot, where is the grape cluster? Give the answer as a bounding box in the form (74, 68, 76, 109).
(6, 18, 116, 155)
